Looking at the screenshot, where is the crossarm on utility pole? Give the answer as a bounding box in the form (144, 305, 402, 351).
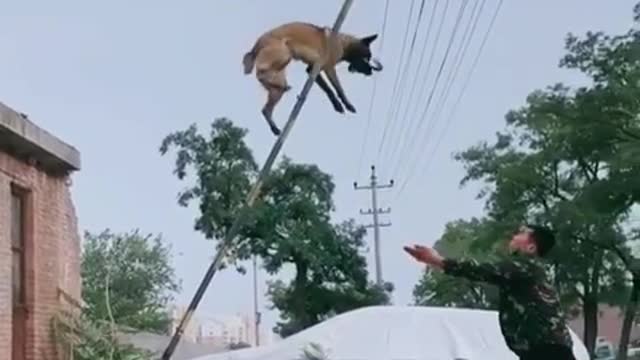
(160, 1, 355, 358)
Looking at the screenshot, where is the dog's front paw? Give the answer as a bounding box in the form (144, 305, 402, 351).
(333, 102, 345, 113)
(345, 103, 356, 113)
(270, 125, 282, 136)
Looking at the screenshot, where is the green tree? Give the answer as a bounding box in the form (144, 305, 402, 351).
(81, 229, 180, 334)
(556, 6, 640, 357)
(451, 11, 640, 351)
(266, 219, 392, 337)
(159, 118, 258, 271)
(53, 310, 152, 360)
(160, 119, 392, 338)
(413, 218, 499, 309)
(454, 88, 631, 355)
(254, 160, 392, 337)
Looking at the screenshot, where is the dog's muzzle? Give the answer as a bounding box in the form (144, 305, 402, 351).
(370, 58, 383, 72)
(347, 58, 383, 75)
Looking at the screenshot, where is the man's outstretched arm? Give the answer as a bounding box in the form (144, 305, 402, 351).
(404, 244, 532, 285)
(442, 258, 531, 285)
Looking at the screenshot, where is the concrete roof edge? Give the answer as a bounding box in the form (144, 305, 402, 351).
(0, 101, 81, 172)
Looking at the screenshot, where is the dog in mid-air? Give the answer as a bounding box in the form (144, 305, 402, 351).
(242, 21, 383, 136)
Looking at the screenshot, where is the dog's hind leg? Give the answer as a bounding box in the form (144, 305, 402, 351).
(258, 69, 289, 136)
(254, 42, 293, 136)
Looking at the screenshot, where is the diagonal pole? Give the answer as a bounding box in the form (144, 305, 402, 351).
(160, 1, 355, 358)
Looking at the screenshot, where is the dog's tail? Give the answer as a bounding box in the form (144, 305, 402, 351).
(242, 42, 259, 75)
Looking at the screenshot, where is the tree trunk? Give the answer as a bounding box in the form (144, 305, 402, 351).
(583, 250, 604, 357)
(618, 277, 640, 360)
(583, 294, 599, 357)
(293, 261, 311, 330)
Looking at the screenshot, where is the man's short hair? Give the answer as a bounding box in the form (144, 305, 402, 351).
(527, 225, 556, 257)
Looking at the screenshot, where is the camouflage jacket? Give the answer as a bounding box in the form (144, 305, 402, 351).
(442, 253, 573, 355)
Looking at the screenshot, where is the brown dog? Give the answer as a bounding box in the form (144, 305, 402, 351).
(242, 22, 382, 135)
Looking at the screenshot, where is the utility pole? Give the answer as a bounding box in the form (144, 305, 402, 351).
(354, 165, 393, 286)
(252, 256, 261, 347)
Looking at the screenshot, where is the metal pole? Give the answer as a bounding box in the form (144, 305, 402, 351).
(252, 256, 260, 347)
(370, 166, 382, 286)
(355, 165, 393, 287)
(161, 2, 355, 358)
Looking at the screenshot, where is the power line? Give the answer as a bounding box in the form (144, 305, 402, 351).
(384, 0, 441, 171)
(392, 0, 484, 178)
(385, 0, 469, 188)
(376, 0, 417, 160)
(396, 0, 504, 199)
(356, 0, 392, 180)
(379, 0, 450, 169)
(378, 0, 429, 175)
(420, 0, 484, 145)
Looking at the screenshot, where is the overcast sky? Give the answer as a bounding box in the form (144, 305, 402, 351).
(2, 0, 637, 337)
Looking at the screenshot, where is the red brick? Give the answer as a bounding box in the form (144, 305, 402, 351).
(0, 150, 81, 360)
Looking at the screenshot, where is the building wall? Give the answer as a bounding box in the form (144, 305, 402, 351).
(192, 313, 255, 347)
(0, 150, 81, 360)
(568, 304, 640, 347)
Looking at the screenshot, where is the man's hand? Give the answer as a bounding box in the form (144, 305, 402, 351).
(403, 244, 445, 269)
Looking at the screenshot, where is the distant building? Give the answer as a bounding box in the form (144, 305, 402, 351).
(169, 307, 276, 348)
(198, 314, 252, 346)
(568, 304, 640, 347)
(0, 102, 82, 360)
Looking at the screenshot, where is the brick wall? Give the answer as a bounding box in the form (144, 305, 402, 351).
(0, 150, 81, 360)
(568, 304, 640, 347)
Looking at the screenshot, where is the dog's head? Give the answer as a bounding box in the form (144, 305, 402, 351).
(342, 34, 383, 76)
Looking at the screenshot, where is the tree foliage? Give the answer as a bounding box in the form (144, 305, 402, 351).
(267, 219, 392, 337)
(53, 310, 152, 360)
(81, 229, 180, 334)
(159, 118, 258, 258)
(160, 118, 392, 338)
(416, 3, 640, 356)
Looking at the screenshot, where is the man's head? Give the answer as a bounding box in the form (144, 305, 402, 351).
(508, 224, 556, 257)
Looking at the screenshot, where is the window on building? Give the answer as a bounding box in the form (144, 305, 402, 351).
(11, 186, 28, 360)
(11, 190, 25, 306)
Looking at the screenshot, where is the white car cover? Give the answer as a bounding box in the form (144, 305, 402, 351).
(192, 306, 589, 360)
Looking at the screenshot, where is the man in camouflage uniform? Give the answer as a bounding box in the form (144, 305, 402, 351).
(404, 224, 576, 360)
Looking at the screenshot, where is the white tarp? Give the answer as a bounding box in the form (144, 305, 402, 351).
(192, 306, 589, 360)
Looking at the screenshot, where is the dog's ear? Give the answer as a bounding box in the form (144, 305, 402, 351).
(360, 34, 378, 46)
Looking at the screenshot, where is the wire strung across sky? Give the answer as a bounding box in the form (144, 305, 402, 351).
(377, 0, 451, 177)
(383, 0, 470, 180)
(356, 0, 391, 180)
(353, 0, 504, 200)
(390, 0, 483, 178)
(382, 0, 430, 161)
(395, 0, 505, 199)
(376, 0, 417, 161)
